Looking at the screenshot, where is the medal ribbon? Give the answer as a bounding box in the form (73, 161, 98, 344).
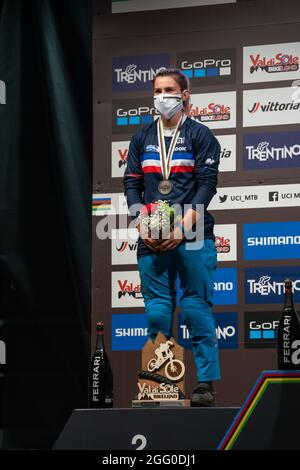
(157, 114, 183, 180)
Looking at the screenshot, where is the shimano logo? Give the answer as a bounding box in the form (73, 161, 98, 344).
(115, 328, 148, 337)
(247, 276, 300, 296)
(115, 64, 165, 84)
(214, 281, 233, 291)
(247, 236, 300, 247)
(246, 141, 300, 161)
(0, 80, 6, 104)
(0, 340, 6, 364)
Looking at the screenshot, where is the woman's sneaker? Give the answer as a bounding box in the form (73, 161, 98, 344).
(191, 382, 216, 407)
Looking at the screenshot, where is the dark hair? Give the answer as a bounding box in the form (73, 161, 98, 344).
(152, 68, 190, 92)
(152, 68, 190, 112)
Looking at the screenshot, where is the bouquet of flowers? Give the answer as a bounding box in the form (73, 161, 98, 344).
(138, 200, 180, 240)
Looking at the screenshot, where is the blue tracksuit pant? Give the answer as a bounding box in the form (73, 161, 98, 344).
(138, 239, 221, 382)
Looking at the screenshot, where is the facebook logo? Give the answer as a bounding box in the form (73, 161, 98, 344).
(269, 191, 279, 202)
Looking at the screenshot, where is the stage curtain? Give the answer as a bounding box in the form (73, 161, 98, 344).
(0, 0, 92, 449)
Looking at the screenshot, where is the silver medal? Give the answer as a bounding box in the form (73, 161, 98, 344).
(158, 180, 173, 195)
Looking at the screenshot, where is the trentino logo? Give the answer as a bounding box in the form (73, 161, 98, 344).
(245, 312, 280, 348)
(248, 100, 300, 114)
(244, 222, 300, 260)
(178, 313, 238, 350)
(112, 314, 149, 351)
(113, 54, 170, 91)
(245, 266, 300, 304)
(243, 131, 300, 170)
(177, 49, 235, 83)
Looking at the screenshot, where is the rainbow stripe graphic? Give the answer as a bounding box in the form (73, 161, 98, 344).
(218, 370, 300, 450)
(92, 196, 112, 213)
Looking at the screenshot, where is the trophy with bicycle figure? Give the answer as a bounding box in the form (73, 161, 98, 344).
(132, 333, 190, 407)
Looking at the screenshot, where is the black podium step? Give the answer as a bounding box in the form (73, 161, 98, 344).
(53, 407, 239, 450)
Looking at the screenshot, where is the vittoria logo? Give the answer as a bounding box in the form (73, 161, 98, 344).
(244, 42, 300, 83)
(243, 87, 300, 127)
(116, 241, 138, 253)
(248, 100, 300, 113)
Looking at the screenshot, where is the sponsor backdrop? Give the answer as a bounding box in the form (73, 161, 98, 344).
(93, 0, 300, 407)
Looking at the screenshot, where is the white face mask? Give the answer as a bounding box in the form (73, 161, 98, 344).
(154, 93, 183, 120)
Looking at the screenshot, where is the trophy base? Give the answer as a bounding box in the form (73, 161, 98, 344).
(131, 399, 191, 408)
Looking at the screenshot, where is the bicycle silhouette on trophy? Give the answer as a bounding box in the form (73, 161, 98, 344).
(147, 340, 185, 381)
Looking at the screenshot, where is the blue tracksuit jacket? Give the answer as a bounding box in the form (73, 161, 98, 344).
(123, 116, 221, 257)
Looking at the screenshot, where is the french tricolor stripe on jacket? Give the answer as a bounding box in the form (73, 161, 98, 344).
(141, 152, 195, 173)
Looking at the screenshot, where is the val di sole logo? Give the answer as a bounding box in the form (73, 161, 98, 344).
(243, 42, 300, 83)
(244, 311, 280, 348)
(188, 91, 236, 129)
(176, 48, 236, 85)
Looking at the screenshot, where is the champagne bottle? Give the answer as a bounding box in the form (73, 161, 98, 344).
(277, 279, 300, 370)
(88, 322, 113, 408)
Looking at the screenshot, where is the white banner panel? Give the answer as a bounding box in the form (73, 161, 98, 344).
(243, 87, 300, 127)
(210, 183, 300, 210)
(214, 224, 237, 261)
(111, 141, 129, 178)
(216, 134, 236, 172)
(190, 91, 236, 129)
(112, 0, 236, 14)
(111, 228, 139, 265)
(243, 42, 300, 84)
(112, 271, 143, 308)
